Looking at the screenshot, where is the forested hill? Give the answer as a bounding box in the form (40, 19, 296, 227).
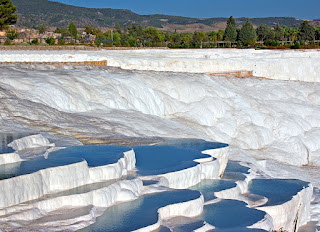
(13, 0, 307, 31)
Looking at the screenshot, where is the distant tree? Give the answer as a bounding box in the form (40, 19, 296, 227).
(95, 38, 102, 47)
(217, 29, 224, 41)
(165, 31, 170, 42)
(114, 24, 121, 33)
(55, 27, 71, 38)
(315, 27, 320, 40)
(283, 26, 299, 41)
(38, 24, 46, 34)
(113, 32, 121, 46)
(0, 0, 17, 30)
(84, 25, 101, 36)
(128, 23, 137, 37)
(128, 35, 136, 47)
(182, 33, 193, 47)
(256, 24, 274, 41)
(6, 28, 18, 40)
(298, 21, 315, 42)
(197, 31, 206, 48)
(170, 32, 180, 47)
(274, 24, 284, 41)
(68, 22, 77, 39)
(120, 32, 129, 46)
(142, 26, 165, 45)
(208, 31, 218, 41)
(238, 20, 256, 46)
(137, 24, 143, 36)
(223, 16, 237, 41)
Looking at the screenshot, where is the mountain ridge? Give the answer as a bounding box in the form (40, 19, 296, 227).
(12, 0, 312, 32)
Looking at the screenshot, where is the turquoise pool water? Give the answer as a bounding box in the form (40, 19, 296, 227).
(225, 161, 250, 174)
(160, 138, 228, 152)
(50, 145, 131, 167)
(223, 172, 247, 181)
(200, 199, 267, 232)
(0, 145, 131, 179)
(134, 145, 211, 175)
(80, 190, 201, 232)
(249, 179, 309, 206)
(0, 133, 33, 154)
(174, 220, 206, 231)
(0, 140, 227, 179)
(190, 179, 236, 201)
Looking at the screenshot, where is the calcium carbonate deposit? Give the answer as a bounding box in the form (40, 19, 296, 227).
(0, 49, 319, 232)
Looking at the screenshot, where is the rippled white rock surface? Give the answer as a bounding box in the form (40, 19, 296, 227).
(0, 60, 319, 166)
(1, 49, 320, 82)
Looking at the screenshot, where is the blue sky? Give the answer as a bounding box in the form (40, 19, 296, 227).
(52, 0, 320, 19)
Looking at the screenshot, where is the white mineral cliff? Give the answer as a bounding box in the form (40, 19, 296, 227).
(8, 134, 55, 151)
(0, 149, 136, 209)
(0, 152, 22, 165)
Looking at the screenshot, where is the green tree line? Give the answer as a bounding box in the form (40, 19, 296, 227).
(78, 17, 320, 48)
(1, 0, 320, 49)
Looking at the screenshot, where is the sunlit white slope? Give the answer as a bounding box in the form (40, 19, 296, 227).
(0, 65, 319, 166)
(1, 49, 320, 81)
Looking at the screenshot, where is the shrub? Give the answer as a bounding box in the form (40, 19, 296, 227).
(6, 28, 18, 40)
(30, 39, 39, 45)
(45, 37, 55, 45)
(4, 39, 11, 45)
(291, 41, 301, 49)
(237, 41, 243, 48)
(58, 38, 65, 45)
(264, 39, 278, 46)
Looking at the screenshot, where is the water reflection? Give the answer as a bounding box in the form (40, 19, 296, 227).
(80, 190, 200, 232)
(201, 200, 266, 231)
(0, 133, 33, 154)
(249, 179, 309, 206)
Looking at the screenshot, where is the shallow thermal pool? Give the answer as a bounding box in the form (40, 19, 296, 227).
(190, 179, 236, 201)
(0, 145, 131, 179)
(0, 133, 33, 154)
(0, 139, 226, 179)
(134, 139, 227, 176)
(249, 178, 309, 206)
(0, 137, 312, 231)
(80, 190, 201, 232)
(171, 199, 268, 232)
(200, 200, 267, 232)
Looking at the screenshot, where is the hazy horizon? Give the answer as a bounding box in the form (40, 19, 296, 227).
(51, 0, 320, 20)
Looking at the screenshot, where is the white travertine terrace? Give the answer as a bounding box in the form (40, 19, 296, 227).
(0, 49, 320, 82)
(0, 152, 22, 165)
(157, 147, 228, 189)
(134, 196, 204, 232)
(0, 144, 227, 231)
(257, 184, 314, 232)
(0, 49, 319, 231)
(8, 134, 55, 151)
(0, 149, 136, 209)
(0, 56, 320, 167)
